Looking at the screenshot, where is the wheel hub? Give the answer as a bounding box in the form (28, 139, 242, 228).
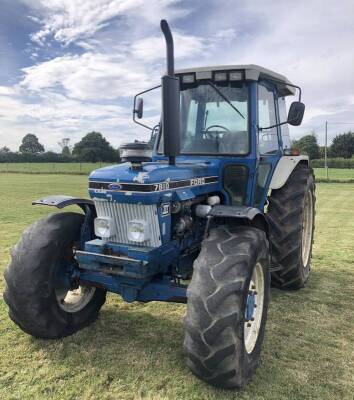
(245, 290, 256, 322)
(54, 245, 96, 314)
(56, 285, 96, 313)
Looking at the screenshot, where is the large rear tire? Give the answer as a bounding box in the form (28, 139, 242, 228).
(267, 163, 316, 289)
(4, 212, 106, 339)
(184, 226, 270, 388)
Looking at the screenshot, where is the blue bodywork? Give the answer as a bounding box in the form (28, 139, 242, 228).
(73, 81, 285, 303)
(42, 80, 288, 303)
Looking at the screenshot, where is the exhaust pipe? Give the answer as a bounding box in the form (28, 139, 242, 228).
(160, 19, 180, 165)
(161, 20, 175, 76)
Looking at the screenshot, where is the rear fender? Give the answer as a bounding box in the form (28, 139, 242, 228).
(269, 155, 309, 190)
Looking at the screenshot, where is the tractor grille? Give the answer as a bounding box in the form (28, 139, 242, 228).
(94, 199, 161, 247)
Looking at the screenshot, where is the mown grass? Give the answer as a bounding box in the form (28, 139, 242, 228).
(0, 174, 353, 399)
(0, 162, 112, 175)
(314, 167, 354, 181)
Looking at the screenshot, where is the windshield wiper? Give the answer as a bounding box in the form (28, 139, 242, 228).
(207, 80, 245, 119)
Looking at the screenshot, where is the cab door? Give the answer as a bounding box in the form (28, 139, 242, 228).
(252, 82, 282, 209)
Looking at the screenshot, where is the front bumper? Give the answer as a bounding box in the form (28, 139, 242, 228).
(75, 239, 187, 303)
(75, 239, 170, 279)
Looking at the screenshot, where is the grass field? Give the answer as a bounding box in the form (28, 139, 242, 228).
(0, 162, 112, 174)
(0, 174, 354, 399)
(0, 163, 353, 182)
(314, 168, 354, 181)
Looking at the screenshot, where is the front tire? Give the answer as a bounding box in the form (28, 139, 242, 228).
(4, 212, 106, 339)
(184, 226, 270, 388)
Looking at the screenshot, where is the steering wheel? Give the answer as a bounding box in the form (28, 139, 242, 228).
(204, 124, 230, 139)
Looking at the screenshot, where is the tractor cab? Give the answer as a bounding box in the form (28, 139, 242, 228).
(128, 63, 304, 210)
(159, 64, 295, 157)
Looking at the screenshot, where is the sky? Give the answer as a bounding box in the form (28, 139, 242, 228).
(0, 0, 353, 152)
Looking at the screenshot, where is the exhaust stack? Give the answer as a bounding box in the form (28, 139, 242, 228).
(160, 19, 180, 165)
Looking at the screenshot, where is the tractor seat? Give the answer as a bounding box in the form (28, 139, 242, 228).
(219, 131, 248, 154)
(182, 137, 218, 153)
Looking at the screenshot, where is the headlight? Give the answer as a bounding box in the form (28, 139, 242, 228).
(127, 219, 150, 243)
(94, 217, 115, 238)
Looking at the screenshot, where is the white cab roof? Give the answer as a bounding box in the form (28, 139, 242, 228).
(175, 64, 296, 96)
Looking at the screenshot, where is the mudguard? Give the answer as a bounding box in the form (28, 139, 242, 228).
(209, 205, 262, 220)
(33, 195, 96, 246)
(269, 155, 309, 190)
(32, 195, 95, 214)
(208, 205, 268, 236)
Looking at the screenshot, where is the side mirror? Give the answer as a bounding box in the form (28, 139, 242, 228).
(287, 101, 305, 126)
(134, 97, 144, 119)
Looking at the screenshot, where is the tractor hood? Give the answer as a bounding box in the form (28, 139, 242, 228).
(88, 159, 221, 201)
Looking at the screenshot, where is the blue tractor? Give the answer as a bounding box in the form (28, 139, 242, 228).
(4, 20, 315, 388)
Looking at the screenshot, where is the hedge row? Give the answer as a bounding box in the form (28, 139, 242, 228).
(0, 151, 119, 163)
(311, 158, 354, 168)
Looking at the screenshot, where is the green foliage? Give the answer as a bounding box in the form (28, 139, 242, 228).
(329, 131, 354, 159)
(19, 134, 45, 154)
(0, 146, 10, 153)
(0, 151, 73, 163)
(73, 131, 118, 162)
(292, 133, 320, 159)
(61, 146, 71, 156)
(318, 146, 325, 159)
(1, 132, 121, 163)
(311, 158, 354, 168)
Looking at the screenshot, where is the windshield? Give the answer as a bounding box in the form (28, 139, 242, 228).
(158, 82, 249, 155)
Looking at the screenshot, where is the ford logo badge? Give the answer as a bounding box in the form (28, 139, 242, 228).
(108, 183, 122, 190)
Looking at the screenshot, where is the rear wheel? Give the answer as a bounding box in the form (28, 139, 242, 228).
(267, 163, 316, 289)
(184, 226, 270, 388)
(4, 212, 106, 339)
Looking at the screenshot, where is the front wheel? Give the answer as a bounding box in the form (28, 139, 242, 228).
(4, 212, 106, 339)
(184, 226, 270, 388)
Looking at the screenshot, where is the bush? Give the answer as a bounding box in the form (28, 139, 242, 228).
(311, 158, 354, 168)
(0, 152, 74, 163)
(72, 132, 119, 163)
(329, 132, 354, 159)
(292, 134, 320, 160)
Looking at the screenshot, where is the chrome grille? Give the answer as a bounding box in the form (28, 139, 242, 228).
(94, 199, 161, 247)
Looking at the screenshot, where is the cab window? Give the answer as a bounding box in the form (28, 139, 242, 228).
(258, 84, 279, 154)
(159, 82, 249, 155)
(278, 97, 291, 151)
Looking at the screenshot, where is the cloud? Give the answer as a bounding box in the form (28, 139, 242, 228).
(0, 88, 146, 151)
(20, 53, 155, 100)
(195, 0, 354, 142)
(130, 32, 208, 61)
(25, 0, 190, 46)
(2, 0, 354, 152)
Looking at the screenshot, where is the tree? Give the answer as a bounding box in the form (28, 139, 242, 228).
(62, 146, 71, 156)
(329, 132, 354, 159)
(292, 133, 320, 160)
(0, 146, 10, 153)
(19, 134, 44, 154)
(58, 138, 71, 156)
(73, 132, 117, 162)
(318, 146, 325, 159)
